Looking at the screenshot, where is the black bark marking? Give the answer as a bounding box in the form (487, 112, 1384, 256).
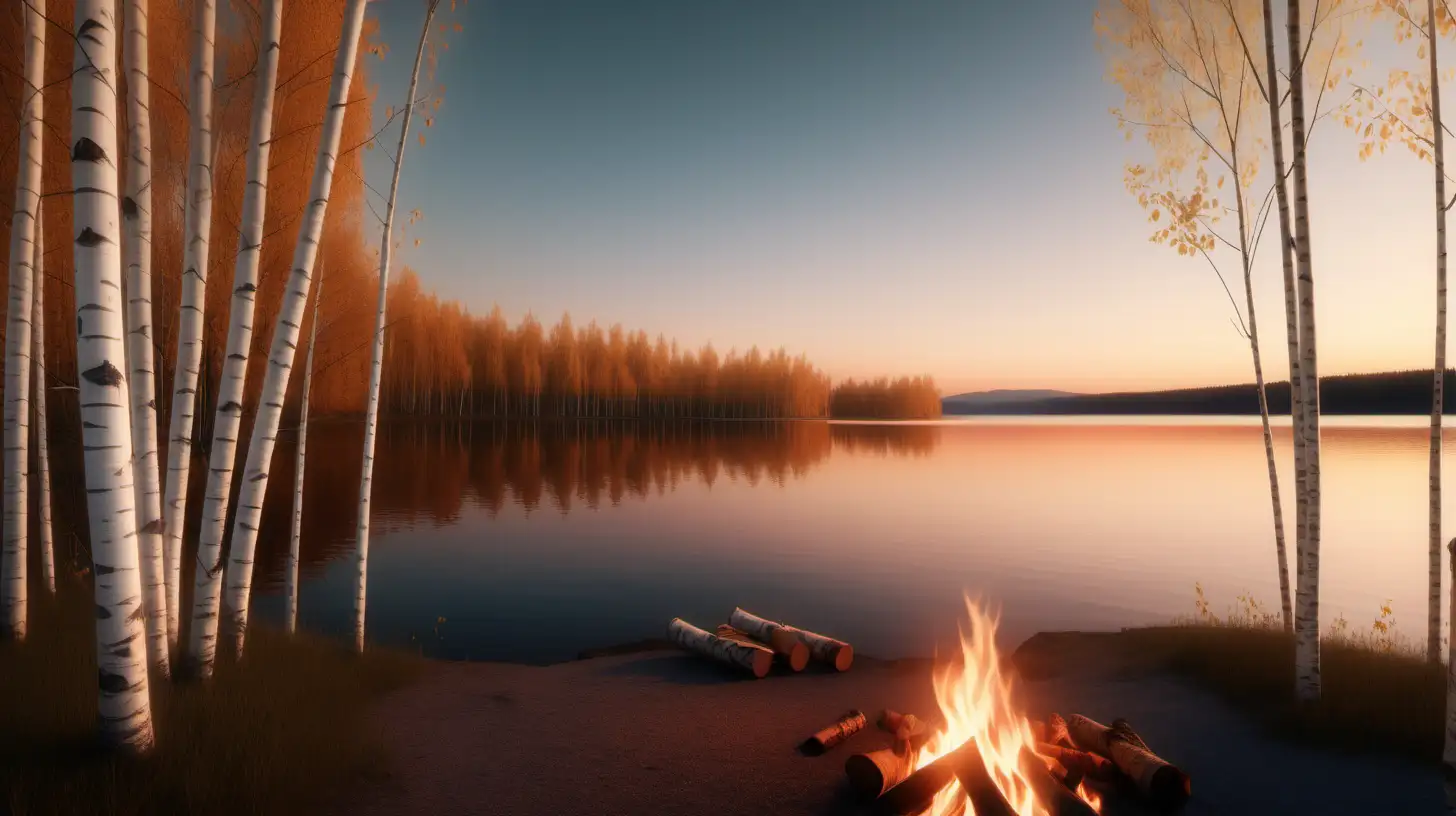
(95, 563, 117, 575)
(96, 604, 111, 619)
(98, 670, 131, 694)
(77, 228, 111, 247)
(126, 605, 145, 623)
(220, 401, 243, 414)
(72, 137, 107, 163)
(122, 197, 138, 218)
(237, 282, 257, 293)
(141, 517, 165, 534)
(227, 353, 246, 361)
(83, 421, 101, 429)
(249, 472, 268, 482)
(82, 362, 124, 387)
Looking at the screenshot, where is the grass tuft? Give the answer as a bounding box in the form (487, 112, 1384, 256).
(1121, 585, 1443, 763)
(0, 590, 424, 816)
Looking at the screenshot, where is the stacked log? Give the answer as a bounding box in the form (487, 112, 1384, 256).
(800, 709, 867, 756)
(715, 623, 808, 671)
(1065, 714, 1190, 809)
(665, 618, 773, 678)
(730, 607, 854, 671)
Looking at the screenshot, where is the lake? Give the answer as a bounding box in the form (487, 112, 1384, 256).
(226, 416, 1451, 663)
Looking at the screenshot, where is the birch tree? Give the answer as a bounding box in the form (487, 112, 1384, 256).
(72, 0, 156, 752)
(189, 0, 283, 672)
(287, 266, 323, 635)
(123, 0, 169, 677)
(354, 0, 440, 654)
(162, 0, 217, 651)
(2, 0, 45, 641)
(31, 216, 54, 596)
(1099, 0, 1294, 630)
(1344, 0, 1456, 663)
(1288, 0, 1325, 703)
(215, 0, 370, 668)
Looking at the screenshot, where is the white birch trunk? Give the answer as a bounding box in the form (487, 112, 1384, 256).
(286, 266, 322, 635)
(190, 0, 283, 670)
(2, 0, 44, 641)
(1287, 0, 1323, 702)
(353, 1, 438, 653)
(123, 0, 169, 678)
(1261, 0, 1303, 635)
(729, 606, 854, 670)
(72, 0, 155, 752)
(667, 617, 773, 678)
(162, 0, 216, 651)
(217, 0, 368, 667)
(31, 216, 54, 595)
(1231, 137, 1292, 637)
(1429, 0, 1448, 665)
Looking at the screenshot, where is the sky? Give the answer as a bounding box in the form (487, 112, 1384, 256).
(361, 0, 1441, 396)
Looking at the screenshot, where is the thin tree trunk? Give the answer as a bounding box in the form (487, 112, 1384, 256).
(1287, 0, 1323, 703)
(353, 1, 437, 654)
(2, 0, 44, 641)
(72, 0, 155, 753)
(1260, 0, 1302, 635)
(286, 267, 321, 635)
(1430, 0, 1449, 665)
(162, 0, 217, 650)
(123, 0, 169, 677)
(1230, 136, 1291, 635)
(31, 216, 54, 595)
(192, 0, 283, 671)
(219, 0, 368, 667)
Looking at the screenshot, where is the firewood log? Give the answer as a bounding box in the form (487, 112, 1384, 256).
(1036, 743, 1118, 787)
(1019, 745, 1099, 816)
(952, 741, 1017, 816)
(800, 709, 867, 756)
(729, 607, 854, 671)
(877, 709, 937, 754)
(665, 618, 773, 678)
(874, 740, 973, 815)
(845, 747, 915, 800)
(1045, 712, 1072, 748)
(1065, 714, 1190, 809)
(715, 623, 808, 671)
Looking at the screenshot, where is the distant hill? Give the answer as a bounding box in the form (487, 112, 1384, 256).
(941, 370, 1456, 415)
(942, 389, 1079, 407)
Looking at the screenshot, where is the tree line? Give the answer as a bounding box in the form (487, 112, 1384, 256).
(377, 268, 941, 420)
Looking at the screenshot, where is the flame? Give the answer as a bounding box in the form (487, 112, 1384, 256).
(912, 597, 1103, 816)
(1076, 782, 1103, 813)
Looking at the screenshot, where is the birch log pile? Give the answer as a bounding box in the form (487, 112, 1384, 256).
(666, 618, 772, 678)
(715, 622, 807, 670)
(729, 607, 853, 671)
(1065, 714, 1189, 808)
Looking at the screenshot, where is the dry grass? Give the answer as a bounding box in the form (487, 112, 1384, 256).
(0, 589, 425, 816)
(1119, 585, 1445, 763)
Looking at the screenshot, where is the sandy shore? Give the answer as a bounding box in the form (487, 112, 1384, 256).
(340, 634, 1440, 816)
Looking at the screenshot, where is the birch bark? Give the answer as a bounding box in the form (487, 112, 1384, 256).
(72, 0, 155, 752)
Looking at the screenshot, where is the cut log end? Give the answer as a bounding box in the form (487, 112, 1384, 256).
(845, 748, 913, 800)
(832, 643, 854, 672)
(750, 648, 773, 678)
(1150, 764, 1192, 808)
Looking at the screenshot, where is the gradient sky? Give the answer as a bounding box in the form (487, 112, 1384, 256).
(360, 0, 1438, 395)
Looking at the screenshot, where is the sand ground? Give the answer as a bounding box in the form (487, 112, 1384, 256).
(341, 637, 1440, 816)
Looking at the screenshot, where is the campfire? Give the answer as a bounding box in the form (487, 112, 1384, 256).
(668, 600, 1190, 815)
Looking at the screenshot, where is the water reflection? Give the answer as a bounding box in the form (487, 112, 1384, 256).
(251, 420, 941, 593)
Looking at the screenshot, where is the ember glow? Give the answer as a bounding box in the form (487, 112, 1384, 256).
(913, 598, 1102, 815)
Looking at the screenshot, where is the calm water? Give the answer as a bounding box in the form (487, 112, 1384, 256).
(226, 416, 1453, 663)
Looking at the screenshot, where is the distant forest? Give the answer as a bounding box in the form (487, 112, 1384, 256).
(942, 370, 1456, 415)
(379, 275, 943, 421)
